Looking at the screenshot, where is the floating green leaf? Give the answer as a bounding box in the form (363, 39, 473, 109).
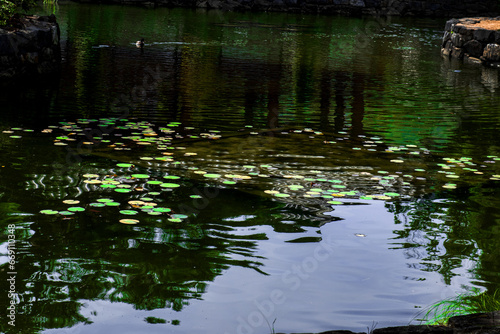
(120, 210, 138, 215)
(59, 211, 75, 216)
(40, 209, 59, 215)
(132, 174, 150, 179)
(115, 188, 132, 193)
(153, 207, 172, 213)
(96, 198, 114, 203)
(68, 207, 85, 212)
(116, 163, 133, 168)
(160, 183, 180, 188)
(203, 173, 221, 178)
(120, 219, 139, 224)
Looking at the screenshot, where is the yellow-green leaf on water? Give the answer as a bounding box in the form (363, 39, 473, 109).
(63, 199, 80, 205)
(203, 173, 221, 178)
(163, 175, 180, 179)
(40, 209, 59, 215)
(120, 219, 139, 224)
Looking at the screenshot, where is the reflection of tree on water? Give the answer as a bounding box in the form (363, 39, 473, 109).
(386, 184, 500, 290)
(0, 147, 331, 332)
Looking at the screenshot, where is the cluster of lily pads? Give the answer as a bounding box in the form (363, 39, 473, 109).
(2, 118, 500, 224)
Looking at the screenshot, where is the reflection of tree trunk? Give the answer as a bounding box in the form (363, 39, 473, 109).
(351, 72, 365, 138)
(169, 46, 181, 121)
(244, 78, 258, 126)
(267, 64, 281, 133)
(334, 71, 347, 132)
(320, 70, 332, 132)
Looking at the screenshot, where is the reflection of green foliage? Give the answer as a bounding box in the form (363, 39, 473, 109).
(419, 288, 500, 325)
(42, 0, 58, 14)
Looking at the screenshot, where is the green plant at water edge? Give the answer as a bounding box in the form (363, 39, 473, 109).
(419, 288, 500, 325)
(265, 317, 276, 334)
(0, 0, 36, 26)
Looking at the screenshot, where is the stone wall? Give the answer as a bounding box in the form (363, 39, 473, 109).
(74, 0, 498, 17)
(0, 15, 61, 79)
(441, 17, 500, 67)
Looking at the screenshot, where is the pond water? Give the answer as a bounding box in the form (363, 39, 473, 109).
(1, 3, 500, 333)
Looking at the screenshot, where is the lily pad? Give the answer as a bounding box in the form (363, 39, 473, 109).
(132, 174, 150, 179)
(68, 206, 85, 212)
(120, 210, 138, 215)
(40, 209, 59, 215)
(115, 188, 132, 193)
(63, 199, 80, 205)
(160, 183, 180, 188)
(163, 175, 180, 180)
(119, 219, 139, 224)
(153, 207, 172, 213)
(116, 163, 134, 168)
(203, 173, 221, 178)
(96, 198, 114, 203)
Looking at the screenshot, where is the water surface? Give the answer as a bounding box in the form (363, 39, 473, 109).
(1, 4, 500, 334)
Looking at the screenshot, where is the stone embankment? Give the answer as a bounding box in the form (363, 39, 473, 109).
(442, 17, 500, 67)
(0, 15, 61, 79)
(74, 0, 497, 17)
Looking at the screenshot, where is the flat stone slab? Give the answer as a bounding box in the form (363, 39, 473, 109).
(441, 17, 500, 67)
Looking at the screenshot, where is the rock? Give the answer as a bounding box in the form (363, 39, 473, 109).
(463, 39, 484, 58)
(448, 311, 500, 330)
(349, 0, 364, 7)
(0, 15, 60, 79)
(451, 32, 464, 47)
(482, 43, 500, 62)
(473, 29, 494, 43)
(372, 325, 453, 333)
(451, 46, 464, 59)
(463, 54, 482, 65)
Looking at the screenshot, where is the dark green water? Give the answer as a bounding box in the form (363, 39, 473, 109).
(1, 3, 500, 333)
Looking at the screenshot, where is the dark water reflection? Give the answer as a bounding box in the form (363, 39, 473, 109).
(1, 3, 500, 333)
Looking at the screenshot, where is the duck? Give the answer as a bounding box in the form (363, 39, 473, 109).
(136, 38, 144, 48)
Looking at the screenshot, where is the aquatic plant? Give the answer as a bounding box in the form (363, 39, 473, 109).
(418, 288, 500, 325)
